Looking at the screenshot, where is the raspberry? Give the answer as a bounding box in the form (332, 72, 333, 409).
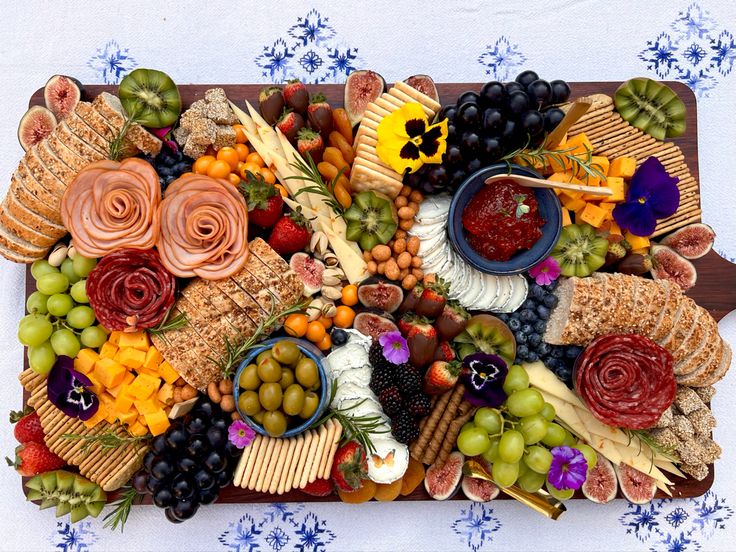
(378, 386, 403, 417)
(406, 394, 432, 417)
(396, 364, 422, 396)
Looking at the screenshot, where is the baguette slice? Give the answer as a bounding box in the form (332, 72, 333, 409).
(678, 339, 725, 386)
(47, 132, 89, 171)
(55, 121, 107, 161)
(74, 101, 117, 141)
(675, 312, 721, 376)
(1, 190, 57, 247)
(24, 148, 67, 198)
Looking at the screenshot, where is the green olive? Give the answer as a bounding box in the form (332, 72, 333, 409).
(299, 391, 320, 419)
(238, 390, 261, 416)
(295, 357, 319, 388)
(259, 382, 283, 411)
(238, 364, 260, 391)
(271, 340, 301, 365)
(256, 350, 274, 366)
(280, 368, 295, 390)
(263, 411, 288, 437)
(257, 358, 283, 383)
(283, 384, 306, 416)
(252, 410, 265, 425)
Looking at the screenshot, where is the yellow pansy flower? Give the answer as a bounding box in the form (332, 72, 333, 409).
(376, 103, 449, 175)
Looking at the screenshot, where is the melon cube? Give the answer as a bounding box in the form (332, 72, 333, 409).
(74, 349, 99, 375)
(93, 358, 127, 389)
(128, 373, 161, 400)
(606, 176, 626, 202)
(99, 342, 118, 360)
(118, 347, 146, 370)
(129, 421, 148, 437)
(624, 232, 650, 250)
(578, 203, 607, 228)
(609, 157, 637, 178)
(143, 347, 163, 372)
(158, 361, 180, 385)
(144, 410, 171, 436)
(118, 331, 150, 351)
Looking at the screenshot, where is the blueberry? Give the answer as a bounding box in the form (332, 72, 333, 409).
(530, 284, 546, 300)
(543, 295, 559, 308)
(534, 320, 547, 334)
(514, 331, 528, 344)
(537, 342, 551, 356)
(508, 318, 521, 331)
(551, 347, 564, 359)
(158, 166, 173, 177)
(565, 346, 583, 359)
(545, 357, 563, 371)
(528, 333, 542, 347)
(496, 313, 509, 322)
(331, 328, 348, 346)
(519, 309, 537, 322)
(536, 305, 550, 320)
(516, 344, 530, 359)
(544, 280, 559, 291)
(522, 299, 537, 310)
(527, 351, 539, 362)
(555, 367, 573, 385)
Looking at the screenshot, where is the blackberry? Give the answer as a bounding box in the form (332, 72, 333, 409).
(406, 394, 432, 417)
(391, 411, 420, 445)
(369, 365, 395, 394)
(369, 341, 390, 370)
(378, 386, 403, 416)
(396, 364, 422, 396)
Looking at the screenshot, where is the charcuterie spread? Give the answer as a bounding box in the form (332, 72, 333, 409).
(4, 66, 731, 529)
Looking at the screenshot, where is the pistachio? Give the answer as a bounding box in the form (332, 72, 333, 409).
(47, 245, 68, 267)
(309, 231, 329, 256)
(307, 297, 325, 321)
(323, 251, 339, 267)
(66, 245, 77, 260)
(321, 299, 338, 317)
(321, 267, 345, 286)
(320, 285, 343, 302)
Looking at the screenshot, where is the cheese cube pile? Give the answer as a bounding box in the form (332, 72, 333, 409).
(74, 330, 181, 436)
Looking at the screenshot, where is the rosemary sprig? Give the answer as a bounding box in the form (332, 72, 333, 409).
(61, 430, 151, 456)
(108, 106, 141, 161)
(501, 139, 606, 184)
(148, 310, 188, 343)
(103, 485, 142, 533)
(625, 429, 678, 463)
(287, 154, 345, 216)
(214, 292, 309, 379)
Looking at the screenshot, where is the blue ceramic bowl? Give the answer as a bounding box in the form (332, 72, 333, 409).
(233, 337, 330, 438)
(447, 164, 562, 275)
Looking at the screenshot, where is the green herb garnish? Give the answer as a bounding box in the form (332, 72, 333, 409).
(287, 154, 346, 216)
(148, 310, 188, 343)
(61, 430, 151, 456)
(502, 139, 605, 184)
(103, 485, 142, 533)
(108, 106, 142, 161)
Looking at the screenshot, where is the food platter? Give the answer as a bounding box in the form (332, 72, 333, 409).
(18, 80, 736, 508)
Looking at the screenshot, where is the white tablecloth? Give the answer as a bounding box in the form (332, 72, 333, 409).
(1, 1, 735, 550)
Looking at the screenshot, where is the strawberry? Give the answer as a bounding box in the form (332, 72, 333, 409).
(283, 79, 309, 113)
(7, 442, 65, 476)
(239, 173, 283, 228)
(297, 128, 324, 164)
(415, 277, 448, 319)
(330, 441, 367, 492)
(307, 93, 333, 138)
(258, 86, 285, 125)
(435, 300, 469, 341)
(401, 314, 438, 367)
(10, 409, 44, 444)
(398, 283, 424, 314)
(301, 478, 334, 497)
(433, 341, 456, 362)
(424, 360, 462, 395)
(268, 208, 312, 255)
(276, 109, 305, 143)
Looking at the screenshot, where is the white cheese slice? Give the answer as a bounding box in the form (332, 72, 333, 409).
(366, 438, 410, 484)
(337, 396, 384, 418)
(538, 393, 592, 442)
(499, 274, 529, 313)
(477, 273, 501, 311)
(336, 365, 372, 388)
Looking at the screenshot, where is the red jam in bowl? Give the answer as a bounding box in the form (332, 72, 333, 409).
(461, 180, 545, 262)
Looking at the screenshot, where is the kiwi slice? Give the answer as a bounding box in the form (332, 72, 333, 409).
(550, 223, 609, 277)
(453, 314, 516, 365)
(118, 68, 181, 127)
(25, 470, 107, 522)
(344, 191, 398, 251)
(614, 78, 686, 140)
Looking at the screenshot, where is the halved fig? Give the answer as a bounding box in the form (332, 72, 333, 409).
(44, 75, 82, 120)
(660, 223, 715, 259)
(18, 106, 57, 151)
(353, 312, 399, 341)
(425, 451, 464, 500)
(404, 75, 439, 103)
(289, 252, 324, 296)
(344, 70, 386, 127)
(582, 456, 618, 504)
(615, 463, 656, 505)
(650, 244, 697, 291)
(461, 475, 500, 502)
(358, 279, 403, 313)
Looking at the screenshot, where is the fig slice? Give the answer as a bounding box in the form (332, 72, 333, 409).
(461, 475, 500, 502)
(353, 312, 399, 341)
(660, 223, 715, 259)
(18, 105, 57, 152)
(43, 75, 82, 120)
(289, 252, 324, 296)
(404, 75, 440, 104)
(615, 463, 656, 505)
(344, 70, 386, 127)
(357, 279, 403, 313)
(650, 244, 697, 291)
(582, 456, 618, 504)
(425, 451, 464, 500)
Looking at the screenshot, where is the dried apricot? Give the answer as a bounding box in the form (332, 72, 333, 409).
(400, 457, 426, 496)
(338, 479, 377, 503)
(373, 479, 403, 501)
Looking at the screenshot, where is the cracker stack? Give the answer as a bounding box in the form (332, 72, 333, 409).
(544, 273, 730, 386)
(350, 81, 441, 199)
(562, 94, 700, 237)
(1, 92, 162, 263)
(151, 238, 304, 391)
(232, 419, 342, 494)
(19, 368, 147, 491)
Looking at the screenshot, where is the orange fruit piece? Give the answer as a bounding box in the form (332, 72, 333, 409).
(333, 305, 356, 328)
(338, 480, 377, 503)
(284, 313, 308, 337)
(374, 479, 403, 502)
(400, 457, 426, 496)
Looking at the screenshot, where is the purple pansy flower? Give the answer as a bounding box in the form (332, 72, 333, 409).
(378, 331, 410, 365)
(228, 420, 256, 449)
(459, 352, 508, 407)
(612, 157, 680, 237)
(47, 356, 99, 421)
(528, 257, 561, 286)
(548, 446, 588, 490)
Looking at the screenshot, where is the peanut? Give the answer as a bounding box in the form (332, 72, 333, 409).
(398, 206, 414, 220)
(412, 268, 425, 280)
(397, 251, 412, 269)
(218, 379, 233, 395)
(231, 411, 242, 422)
(408, 201, 419, 213)
(175, 377, 186, 386)
(363, 250, 373, 262)
(394, 229, 407, 240)
(407, 236, 420, 256)
(393, 238, 407, 255)
(402, 274, 418, 290)
(181, 385, 198, 401)
(371, 244, 391, 262)
(409, 190, 424, 203)
(367, 260, 377, 274)
(399, 219, 414, 231)
(220, 394, 236, 412)
(377, 261, 386, 275)
(411, 255, 423, 268)
(207, 382, 222, 403)
(395, 195, 408, 208)
(399, 267, 409, 279)
(173, 387, 183, 403)
(385, 258, 400, 280)
(387, 239, 395, 249)
(400, 185, 412, 197)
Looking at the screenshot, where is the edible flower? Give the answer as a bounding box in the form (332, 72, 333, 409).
(46, 356, 99, 421)
(228, 420, 256, 449)
(149, 126, 178, 152)
(378, 331, 410, 365)
(376, 102, 448, 174)
(528, 257, 561, 286)
(613, 157, 680, 237)
(548, 446, 588, 491)
(459, 352, 508, 407)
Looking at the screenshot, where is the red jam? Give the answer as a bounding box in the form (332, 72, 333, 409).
(461, 180, 545, 262)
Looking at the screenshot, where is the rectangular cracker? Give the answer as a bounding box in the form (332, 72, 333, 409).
(308, 424, 328, 484)
(254, 437, 278, 492)
(279, 435, 303, 494)
(288, 431, 313, 493)
(321, 420, 343, 479)
(298, 429, 322, 489)
(393, 80, 442, 113)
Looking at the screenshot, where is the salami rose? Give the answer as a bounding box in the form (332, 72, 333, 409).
(86, 248, 176, 331)
(574, 334, 676, 430)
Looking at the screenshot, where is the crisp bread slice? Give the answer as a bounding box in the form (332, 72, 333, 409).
(10, 171, 60, 225)
(65, 111, 110, 152)
(36, 141, 77, 186)
(662, 296, 698, 350)
(55, 121, 107, 161)
(24, 147, 68, 198)
(651, 282, 684, 342)
(46, 132, 88, 171)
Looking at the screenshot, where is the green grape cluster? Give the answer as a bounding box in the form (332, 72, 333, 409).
(455, 364, 597, 499)
(20, 253, 104, 375)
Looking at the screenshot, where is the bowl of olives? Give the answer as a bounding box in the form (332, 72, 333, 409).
(233, 338, 331, 438)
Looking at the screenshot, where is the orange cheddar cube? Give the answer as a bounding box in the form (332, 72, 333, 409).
(565, 132, 594, 155)
(624, 232, 650, 251)
(609, 157, 637, 178)
(128, 373, 161, 400)
(118, 347, 146, 370)
(561, 208, 572, 227)
(591, 156, 610, 177)
(74, 349, 99, 375)
(118, 331, 150, 351)
(108, 373, 135, 398)
(93, 358, 127, 389)
(606, 176, 626, 202)
(143, 347, 163, 372)
(157, 383, 175, 405)
(99, 342, 119, 360)
(117, 410, 138, 426)
(114, 392, 134, 414)
(158, 361, 180, 385)
(134, 399, 161, 416)
(562, 196, 586, 212)
(579, 203, 607, 228)
(129, 421, 149, 437)
(85, 373, 105, 396)
(109, 331, 124, 346)
(609, 221, 623, 235)
(145, 410, 170, 436)
(83, 406, 106, 429)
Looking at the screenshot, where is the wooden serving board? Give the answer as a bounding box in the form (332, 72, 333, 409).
(23, 82, 736, 504)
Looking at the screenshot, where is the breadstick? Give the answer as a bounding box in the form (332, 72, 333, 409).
(422, 385, 466, 464)
(411, 389, 453, 459)
(437, 405, 478, 465)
